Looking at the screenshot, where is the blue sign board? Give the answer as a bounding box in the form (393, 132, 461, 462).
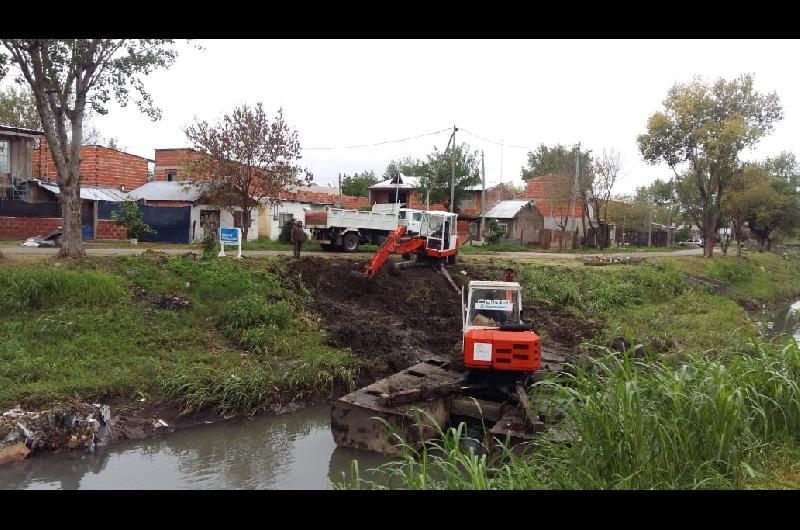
(220, 227, 240, 245)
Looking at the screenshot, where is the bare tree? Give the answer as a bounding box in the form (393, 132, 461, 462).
(0, 39, 179, 257)
(184, 104, 312, 241)
(588, 149, 622, 247)
(540, 174, 574, 249)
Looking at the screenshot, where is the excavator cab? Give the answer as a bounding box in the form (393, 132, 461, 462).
(419, 211, 458, 254)
(462, 281, 541, 372)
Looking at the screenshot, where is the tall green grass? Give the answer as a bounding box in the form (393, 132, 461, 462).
(0, 268, 126, 312)
(517, 261, 686, 313)
(342, 339, 800, 489)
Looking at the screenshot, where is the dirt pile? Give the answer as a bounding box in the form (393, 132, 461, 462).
(289, 258, 463, 381)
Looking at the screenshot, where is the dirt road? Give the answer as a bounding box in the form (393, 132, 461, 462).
(2, 246, 704, 260)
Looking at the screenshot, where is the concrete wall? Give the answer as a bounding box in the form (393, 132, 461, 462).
(259, 200, 325, 240)
(189, 205, 259, 242)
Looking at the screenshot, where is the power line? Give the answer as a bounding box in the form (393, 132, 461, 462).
(459, 128, 530, 150)
(303, 128, 451, 151)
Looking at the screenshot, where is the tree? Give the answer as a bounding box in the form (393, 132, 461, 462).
(0, 85, 41, 129)
(637, 74, 783, 257)
(521, 143, 592, 181)
(588, 149, 621, 247)
(340, 170, 377, 197)
(539, 174, 574, 249)
(762, 151, 800, 188)
(383, 156, 426, 180)
(0, 39, 179, 257)
(418, 143, 480, 209)
(184, 104, 312, 241)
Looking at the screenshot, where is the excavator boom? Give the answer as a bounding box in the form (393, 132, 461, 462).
(363, 225, 426, 278)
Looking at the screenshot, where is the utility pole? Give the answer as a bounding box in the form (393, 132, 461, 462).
(480, 150, 486, 244)
(500, 139, 504, 183)
(450, 124, 457, 213)
(338, 173, 342, 208)
(648, 202, 652, 247)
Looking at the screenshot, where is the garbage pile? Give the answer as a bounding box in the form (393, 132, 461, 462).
(583, 255, 645, 266)
(0, 402, 170, 465)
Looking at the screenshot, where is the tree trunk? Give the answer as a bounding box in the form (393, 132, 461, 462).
(702, 224, 716, 258)
(59, 185, 84, 258)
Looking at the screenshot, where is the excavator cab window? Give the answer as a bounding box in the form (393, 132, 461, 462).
(467, 287, 521, 328)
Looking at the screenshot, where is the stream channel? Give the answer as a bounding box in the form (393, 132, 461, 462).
(3, 298, 799, 490)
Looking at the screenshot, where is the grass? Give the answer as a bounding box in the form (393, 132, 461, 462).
(342, 338, 800, 490)
(0, 253, 357, 414)
(459, 243, 688, 254)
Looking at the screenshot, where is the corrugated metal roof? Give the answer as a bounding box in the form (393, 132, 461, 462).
(483, 200, 534, 219)
(127, 181, 206, 202)
(39, 182, 129, 202)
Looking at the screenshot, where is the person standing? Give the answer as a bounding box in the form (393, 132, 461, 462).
(291, 219, 307, 259)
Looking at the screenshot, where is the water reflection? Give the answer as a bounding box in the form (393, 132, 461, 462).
(0, 405, 388, 490)
(757, 299, 800, 342)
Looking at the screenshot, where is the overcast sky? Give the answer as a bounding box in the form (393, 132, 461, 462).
(24, 40, 800, 193)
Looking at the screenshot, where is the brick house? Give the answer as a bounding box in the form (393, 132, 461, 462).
(153, 148, 202, 182)
(33, 140, 151, 191)
(0, 125, 42, 200)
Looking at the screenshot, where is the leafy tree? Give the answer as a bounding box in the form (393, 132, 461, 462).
(637, 74, 783, 257)
(521, 143, 593, 181)
(487, 219, 504, 244)
(185, 104, 312, 241)
(340, 170, 377, 197)
(0, 85, 40, 129)
(762, 151, 800, 188)
(418, 143, 480, 209)
(383, 156, 426, 180)
(110, 200, 155, 240)
(0, 39, 180, 257)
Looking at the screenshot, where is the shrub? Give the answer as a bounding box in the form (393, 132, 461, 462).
(279, 219, 295, 244)
(110, 200, 156, 240)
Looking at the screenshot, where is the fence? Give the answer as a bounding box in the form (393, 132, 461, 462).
(0, 199, 61, 218)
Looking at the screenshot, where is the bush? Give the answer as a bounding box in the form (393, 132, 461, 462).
(279, 219, 294, 244)
(201, 231, 219, 260)
(706, 259, 759, 284)
(110, 200, 156, 240)
(487, 219, 504, 244)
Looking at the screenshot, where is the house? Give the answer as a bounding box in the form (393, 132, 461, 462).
(482, 200, 544, 245)
(519, 174, 597, 248)
(127, 181, 259, 242)
(457, 182, 517, 217)
(0, 125, 42, 200)
(367, 173, 447, 210)
(0, 178, 128, 240)
(33, 140, 151, 191)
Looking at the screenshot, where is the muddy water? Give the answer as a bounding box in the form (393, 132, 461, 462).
(755, 299, 800, 341)
(0, 404, 388, 490)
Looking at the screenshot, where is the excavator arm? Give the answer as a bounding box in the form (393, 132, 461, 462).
(363, 225, 426, 278)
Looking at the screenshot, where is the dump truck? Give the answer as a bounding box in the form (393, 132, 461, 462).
(305, 203, 424, 252)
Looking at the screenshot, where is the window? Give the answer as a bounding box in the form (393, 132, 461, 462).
(278, 212, 294, 227)
(0, 140, 9, 174)
(468, 287, 521, 328)
(166, 171, 177, 182)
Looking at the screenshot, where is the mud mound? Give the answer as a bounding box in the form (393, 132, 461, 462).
(289, 258, 463, 379)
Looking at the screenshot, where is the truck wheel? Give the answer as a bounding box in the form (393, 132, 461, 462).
(447, 253, 458, 265)
(343, 233, 360, 253)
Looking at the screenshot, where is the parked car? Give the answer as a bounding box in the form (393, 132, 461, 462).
(679, 238, 704, 247)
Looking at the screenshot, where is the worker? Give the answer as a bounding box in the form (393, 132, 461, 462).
(291, 220, 307, 259)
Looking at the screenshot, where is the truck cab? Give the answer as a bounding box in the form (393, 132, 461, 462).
(462, 281, 541, 372)
(398, 208, 423, 235)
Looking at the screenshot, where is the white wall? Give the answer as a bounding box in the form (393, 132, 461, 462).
(262, 200, 327, 240)
(190, 204, 259, 242)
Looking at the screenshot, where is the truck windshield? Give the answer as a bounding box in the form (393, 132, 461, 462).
(468, 288, 520, 327)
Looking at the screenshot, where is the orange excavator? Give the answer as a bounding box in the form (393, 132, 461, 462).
(363, 211, 459, 278)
